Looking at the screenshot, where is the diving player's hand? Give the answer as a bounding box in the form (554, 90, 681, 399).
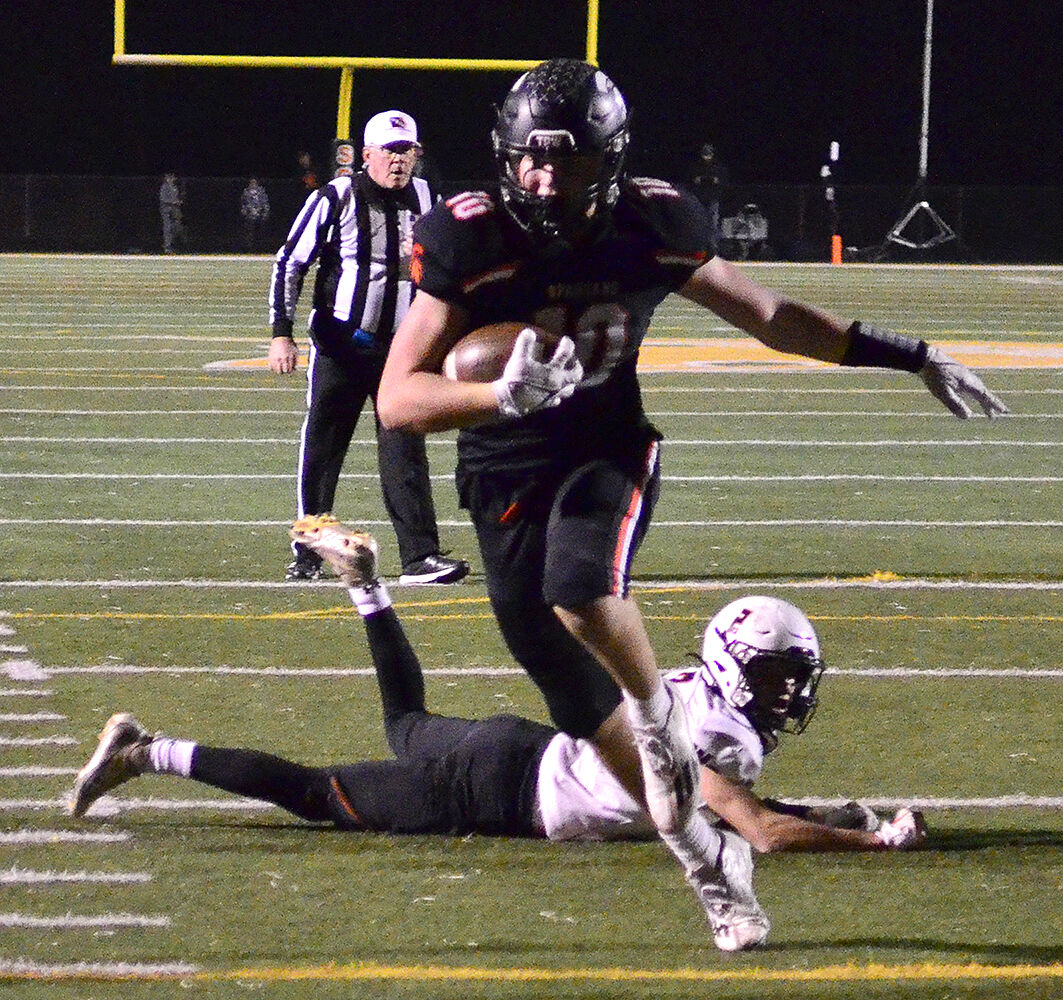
(920, 346, 1008, 419)
(873, 807, 927, 849)
(268, 336, 299, 374)
(493, 329, 583, 418)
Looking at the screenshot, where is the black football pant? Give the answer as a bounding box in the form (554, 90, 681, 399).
(458, 447, 660, 739)
(190, 607, 551, 836)
(294, 347, 440, 568)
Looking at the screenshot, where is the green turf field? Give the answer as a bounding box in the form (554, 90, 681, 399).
(2, 255, 1062, 998)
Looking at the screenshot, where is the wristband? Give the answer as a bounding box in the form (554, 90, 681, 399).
(272, 319, 294, 339)
(840, 321, 929, 373)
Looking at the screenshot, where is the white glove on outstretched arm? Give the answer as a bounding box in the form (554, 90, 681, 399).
(921, 345, 1009, 419)
(873, 807, 927, 849)
(493, 329, 583, 419)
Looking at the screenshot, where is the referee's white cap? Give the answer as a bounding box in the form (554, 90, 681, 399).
(363, 111, 421, 148)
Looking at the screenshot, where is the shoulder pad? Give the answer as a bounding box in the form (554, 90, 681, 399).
(627, 176, 682, 200)
(619, 176, 714, 258)
(443, 190, 497, 221)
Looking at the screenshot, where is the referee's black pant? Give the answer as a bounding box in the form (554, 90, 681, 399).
(294, 345, 440, 568)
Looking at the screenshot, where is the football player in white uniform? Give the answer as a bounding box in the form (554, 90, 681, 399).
(69, 519, 924, 952)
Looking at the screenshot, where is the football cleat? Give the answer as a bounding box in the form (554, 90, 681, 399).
(398, 553, 470, 586)
(289, 515, 380, 588)
(68, 712, 152, 818)
(687, 830, 770, 952)
(630, 690, 700, 834)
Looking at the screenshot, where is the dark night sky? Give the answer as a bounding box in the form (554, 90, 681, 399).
(6, 1, 1061, 187)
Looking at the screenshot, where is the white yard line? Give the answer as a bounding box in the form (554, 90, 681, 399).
(5, 436, 1061, 447)
(0, 767, 76, 777)
(0, 408, 299, 416)
(0, 798, 274, 813)
(0, 794, 1057, 814)
(0, 713, 66, 722)
(5, 407, 1061, 419)
(6, 384, 1062, 394)
(793, 795, 1063, 810)
(5, 578, 1063, 592)
(0, 912, 170, 928)
(31, 664, 1063, 679)
(0, 959, 197, 977)
(0, 867, 152, 885)
(0, 830, 130, 844)
(0, 661, 48, 680)
(5, 472, 1063, 484)
(1, 517, 1061, 528)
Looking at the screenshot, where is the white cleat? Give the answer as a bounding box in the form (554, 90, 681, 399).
(688, 830, 770, 952)
(289, 515, 380, 588)
(630, 690, 700, 833)
(68, 712, 151, 818)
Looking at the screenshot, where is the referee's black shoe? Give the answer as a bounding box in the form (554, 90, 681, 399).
(284, 549, 325, 581)
(399, 553, 470, 585)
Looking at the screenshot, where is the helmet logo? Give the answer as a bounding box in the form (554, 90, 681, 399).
(527, 129, 576, 153)
(718, 608, 753, 644)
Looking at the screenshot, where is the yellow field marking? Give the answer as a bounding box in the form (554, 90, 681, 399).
(9, 607, 1063, 626)
(5, 960, 1063, 984)
(5, 596, 496, 623)
(207, 339, 1063, 373)
(207, 961, 1063, 984)
(636, 338, 1063, 372)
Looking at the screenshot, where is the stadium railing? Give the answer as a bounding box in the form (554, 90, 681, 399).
(0, 176, 1059, 263)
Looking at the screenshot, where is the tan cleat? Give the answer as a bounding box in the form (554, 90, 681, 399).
(289, 515, 380, 588)
(68, 712, 152, 818)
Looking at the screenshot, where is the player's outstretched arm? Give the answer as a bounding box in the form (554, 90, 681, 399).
(678, 257, 1007, 419)
(699, 768, 926, 853)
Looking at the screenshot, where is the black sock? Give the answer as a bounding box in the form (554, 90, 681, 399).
(364, 607, 427, 750)
(191, 746, 332, 822)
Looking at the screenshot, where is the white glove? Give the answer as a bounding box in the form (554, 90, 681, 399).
(873, 807, 927, 849)
(920, 345, 1009, 419)
(493, 329, 583, 419)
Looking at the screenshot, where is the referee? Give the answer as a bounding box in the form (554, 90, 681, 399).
(268, 111, 468, 585)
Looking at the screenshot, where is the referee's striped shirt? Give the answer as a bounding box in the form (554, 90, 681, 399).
(269, 171, 434, 345)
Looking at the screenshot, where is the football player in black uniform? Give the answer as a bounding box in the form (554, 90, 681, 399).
(376, 58, 1006, 947)
(69, 518, 927, 954)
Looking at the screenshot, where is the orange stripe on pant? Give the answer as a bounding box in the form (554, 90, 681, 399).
(611, 440, 659, 595)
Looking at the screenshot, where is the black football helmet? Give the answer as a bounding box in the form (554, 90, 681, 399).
(491, 58, 629, 242)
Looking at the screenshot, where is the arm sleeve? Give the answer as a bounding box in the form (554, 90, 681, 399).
(268, 186, 338, 332)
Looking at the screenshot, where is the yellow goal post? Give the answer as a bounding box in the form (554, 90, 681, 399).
(112, 0, 601, 139)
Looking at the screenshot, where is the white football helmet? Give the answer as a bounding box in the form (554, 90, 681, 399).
(701, 596, 825, 750)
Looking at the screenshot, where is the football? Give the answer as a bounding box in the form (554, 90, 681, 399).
(442, 322, 560, 383)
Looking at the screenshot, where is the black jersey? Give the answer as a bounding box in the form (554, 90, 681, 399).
(412, 177, 716, 476)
